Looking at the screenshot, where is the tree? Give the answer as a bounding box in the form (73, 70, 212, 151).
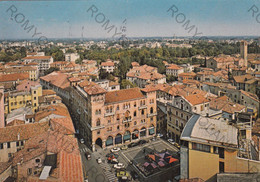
(166, 75, 177, 82)
(75, 58, 82, 64)
(120, 79, 136, 89)
(44, 67, 59, 75)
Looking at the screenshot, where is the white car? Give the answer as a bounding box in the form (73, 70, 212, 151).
(97, 157, 102, 164)
(167, 139, 175, 145)
(110, 147, 120, 153)
(157, 133, 163, 138)
(113, 163, 125, 169)
(80, 139, 84, 144)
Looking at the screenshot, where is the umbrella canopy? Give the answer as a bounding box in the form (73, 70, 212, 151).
(164, 152, 172, 159)
(158, 152, 165, 158)
(147, 154, 155, 161)
(165, 157, 178, 164)
(151, 162, 157, 169)
(158, 161, 165, 167)
(143, 162, 150, 167)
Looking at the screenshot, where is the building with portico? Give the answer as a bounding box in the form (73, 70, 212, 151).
(70, 81, 157, 151)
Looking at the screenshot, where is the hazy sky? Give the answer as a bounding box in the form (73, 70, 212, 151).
(0, 0, 260, 39)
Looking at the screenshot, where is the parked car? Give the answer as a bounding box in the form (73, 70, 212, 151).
(117, 170, 130, 179)
(157, 133, 163, 138)
(130, 170, 139, 180)
(85, 152, 91, 160)
(128, 142, 138, 148)
(106, 153, 119, 158)
(150, 137, 156, 141)
(97, 157, 102, 164)
(80, 138, 84, 144)
(167, 139, 175, 145)
(111, 147, 120, 153)
(114, 163, 125, 169)
(110, 158, 119, 164)
(121, 145, 128, 150)
(138, 140, 147, 145)
(173, 142, 180, 149)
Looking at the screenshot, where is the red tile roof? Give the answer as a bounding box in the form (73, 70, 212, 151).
(184, 93, 209, 106)
(105, 87, 144, 103)
(210, 96, 245, 114)
(101, 61, 115, 66)
(40, 72, 70, 89)
(167, 64, 182, 70)
(0, 73, 29, 82)
(0, 122, 49, 143)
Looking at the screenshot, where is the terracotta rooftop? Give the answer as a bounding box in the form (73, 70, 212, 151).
(40, 72, 70, 89)
(0, 122, 49, 143)
(137, 72, 165, 80)
(105, 87, 145, 103)
(184, 93, 209, 106)
(167, 64, 182, 70)
(233, 74, 255, 83)
(131, 62, 140, 67)
(210, 96, 245, 114)
(0, 66, 36, 73)
(240, 90, 259, 103)
(42, 89, 56, 96)
(84, 84, 107, 95)
(2, 123, 82, 182)
(68, 77, 81, 82)
(179, 72, 196, 77)
(50, 61, 68, 66)
(101, 61, 115, 66)
(16, 80, 40, 92)
(212, 55, 242, 63)
(6, 119, 25, 127)
(35, 104, 71, 122)
(109, 81, 119, 87)
(0, 73, 29, 82)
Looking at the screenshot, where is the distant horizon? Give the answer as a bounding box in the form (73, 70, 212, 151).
(1, 35, 260, 40)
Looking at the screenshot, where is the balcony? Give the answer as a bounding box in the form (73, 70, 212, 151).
(91, 125, 105, 131)
(104, 112, 115, 117)
(147, 112, 157, 117)
(138, 105, 147, 110)
(122, 118, 132, 123)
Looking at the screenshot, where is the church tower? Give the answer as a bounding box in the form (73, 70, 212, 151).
(240, 41, 248, 67)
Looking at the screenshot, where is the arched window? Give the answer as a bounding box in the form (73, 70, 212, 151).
(96, 119, 100, 126)
(150, 107, 154, 114)
(134, 111, 137, 117)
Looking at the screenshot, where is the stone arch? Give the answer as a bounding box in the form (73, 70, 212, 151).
(140, 127, 146, 137)
(95, 138, 102, 148)
(123, 130, 131, 142)
(115, 133, 122, 144)
(106, 136, 113, 146)
(132, 129, 139, 140)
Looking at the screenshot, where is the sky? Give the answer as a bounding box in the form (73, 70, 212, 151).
(0, 0, 260, 40)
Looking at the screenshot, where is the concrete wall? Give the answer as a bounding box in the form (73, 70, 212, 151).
(189, 149, 219, 181)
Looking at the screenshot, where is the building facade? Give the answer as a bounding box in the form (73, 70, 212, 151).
(70, 83, 157, 151)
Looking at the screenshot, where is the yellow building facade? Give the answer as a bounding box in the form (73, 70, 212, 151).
(5, 85, 42, 114)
